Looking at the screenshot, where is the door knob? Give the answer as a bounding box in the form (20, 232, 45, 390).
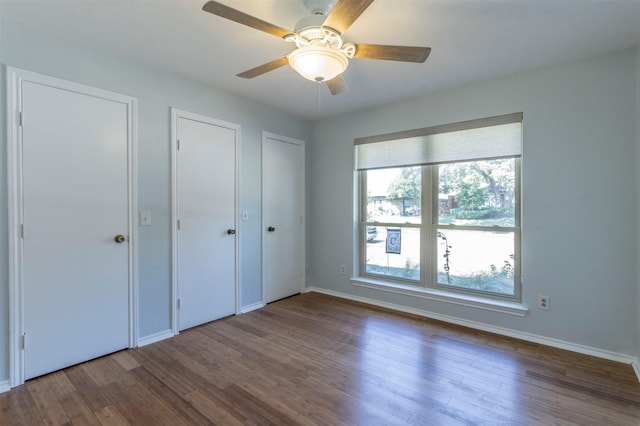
(268, 226, 275, 232)
(227, 229, 236, 235)
(114, 234, 126, 243)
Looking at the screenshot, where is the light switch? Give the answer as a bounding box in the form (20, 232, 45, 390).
(140, 210, 152, 226)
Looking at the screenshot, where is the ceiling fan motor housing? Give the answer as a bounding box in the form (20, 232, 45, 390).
(291, 15, 353, 54)
(303, 0, 335, 16)
(201, 0, 431, 95)
(294, 14, 328, 37)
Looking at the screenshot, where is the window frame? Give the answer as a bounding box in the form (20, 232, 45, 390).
(356, 114, 522, 303)
(431, 159, 521, 301)
(359, 168, 425, 284)
(359, 161, 521, 302)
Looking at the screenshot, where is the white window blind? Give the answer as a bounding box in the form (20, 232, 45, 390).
(355, 113, 523, 171)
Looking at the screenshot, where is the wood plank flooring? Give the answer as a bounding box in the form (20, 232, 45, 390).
(2, 292, 640, 425)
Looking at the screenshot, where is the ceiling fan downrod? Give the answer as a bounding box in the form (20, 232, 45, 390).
(303, 0, 336, 16)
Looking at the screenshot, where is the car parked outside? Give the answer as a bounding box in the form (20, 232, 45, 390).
(367, 226, 378, 241)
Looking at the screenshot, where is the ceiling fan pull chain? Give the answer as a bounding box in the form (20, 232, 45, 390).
(317, 81, 322, 112)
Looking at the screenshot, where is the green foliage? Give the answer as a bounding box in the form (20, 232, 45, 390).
(456, 181, 487, 210)
(439, 159, 516, 211)
(402, 258, 420, 279)
(460, 254, 515, 293)
(491, 254, 515, 279)
(450, 207, 512, 220)
(437, 249, 515, 295)
(387, 167, 421, 201)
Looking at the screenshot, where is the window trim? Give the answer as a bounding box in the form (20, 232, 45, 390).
(359, 161, 521, 302)
(355, 114, 523, 304)
(350, 276, 528, 317)
(431, 159, 522, 302)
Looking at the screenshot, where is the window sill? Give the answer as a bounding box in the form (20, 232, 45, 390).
(351, 277, 528, 317)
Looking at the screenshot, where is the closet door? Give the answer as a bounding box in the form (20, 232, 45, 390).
(174, 111, 238, 330)
(262, 133, 305, 303)
(16, 71, 134, 381)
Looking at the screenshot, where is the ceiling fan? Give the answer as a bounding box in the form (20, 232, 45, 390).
(202, 0, 431, 95)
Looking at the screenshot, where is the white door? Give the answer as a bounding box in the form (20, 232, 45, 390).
(174, 111, 238, 331)
(18, 75, 133, 380)
(263, 133, 305, 303)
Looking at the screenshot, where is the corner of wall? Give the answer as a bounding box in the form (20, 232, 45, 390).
(0, 10, 10, 385)
(636, 45, 640, 364)
(633, 358, 640, 383)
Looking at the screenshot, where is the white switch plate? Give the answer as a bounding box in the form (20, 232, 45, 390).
(242, 210, 249, 221)
(140, 210, 152, 226)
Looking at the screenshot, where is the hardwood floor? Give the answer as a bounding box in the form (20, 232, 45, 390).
(2, 292, 640, 425)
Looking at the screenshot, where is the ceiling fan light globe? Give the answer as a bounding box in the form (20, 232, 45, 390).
(288, 45, 349, 83)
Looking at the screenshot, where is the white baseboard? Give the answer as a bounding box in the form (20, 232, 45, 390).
(241, 301, 265, 314)
(0, 379, 10, 394)
(305, 286, 638, 366)
(137, 329, 174, 347)
(633, 361, 640, 383)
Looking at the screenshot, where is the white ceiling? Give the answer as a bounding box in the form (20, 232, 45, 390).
(2, 0, 639, 121)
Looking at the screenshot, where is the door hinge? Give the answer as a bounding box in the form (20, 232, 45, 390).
(21, 333, 26, 350)
(20, 224, 24, 239)
(177, 299, 181, 309)
(177, 219, 181, 230)
(18, 111, 23, 127)
(177, 139, 181, 150)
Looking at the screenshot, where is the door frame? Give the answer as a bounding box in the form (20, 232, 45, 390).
(170, 108, 241, 335)
(261, 131, 305, 303)
(6, 66, 138, 388)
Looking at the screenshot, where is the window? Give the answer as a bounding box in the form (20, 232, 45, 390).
(357, 113, 522, 301)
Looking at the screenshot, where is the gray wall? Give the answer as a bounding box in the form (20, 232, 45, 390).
(0, 17, 311, 383)
(309, 48, 639, 357)
(636, 47, 640, 361)
(0, 12, 638, 386)
(0, 8, 7, 383)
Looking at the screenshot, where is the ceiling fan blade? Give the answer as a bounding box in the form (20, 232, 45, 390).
(236, 56, 289, 79)
(354, 44, 431, 63)
(202, 1, 292, 39)
(322, 0, 374, 34)
(326, 74, 348, 95)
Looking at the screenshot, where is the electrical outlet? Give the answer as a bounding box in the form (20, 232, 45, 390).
(538, 295, 550, 310)
(340, 265, 346, 275)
